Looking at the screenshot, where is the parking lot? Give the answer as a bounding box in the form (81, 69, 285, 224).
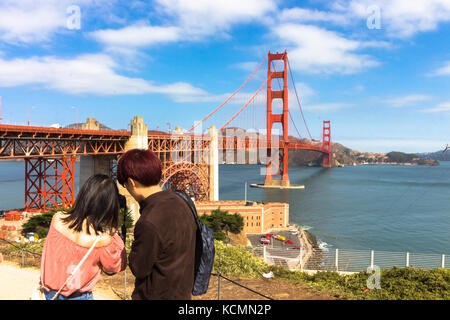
(247, 229, 301, 250)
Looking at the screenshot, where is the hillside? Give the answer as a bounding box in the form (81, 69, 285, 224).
(217, 128, 439, 167)
(418, 150, 450, 161)
(291, 143, 440, 167)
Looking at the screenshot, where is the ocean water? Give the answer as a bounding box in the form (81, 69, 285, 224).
(219, 162, 450, 254)
(0, 161, 81, 211)
(1, 160, 449, 254)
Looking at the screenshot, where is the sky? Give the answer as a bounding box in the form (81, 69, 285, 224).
(0, 0, 449, 153)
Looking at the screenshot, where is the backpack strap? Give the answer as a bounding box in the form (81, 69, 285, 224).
(173, 190, 201, 230)
(51, 234, 101, 300)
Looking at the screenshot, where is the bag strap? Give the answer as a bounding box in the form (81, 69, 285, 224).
(51, 234, 101, 300)
(174, 190, 201, 230)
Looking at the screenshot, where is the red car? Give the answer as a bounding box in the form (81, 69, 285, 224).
(285, 240, 295, 244)
(264, 233, 275, 238)
(260, 238, 271, 245)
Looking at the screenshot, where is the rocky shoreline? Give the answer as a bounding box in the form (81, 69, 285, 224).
(291, 224, 324, 270)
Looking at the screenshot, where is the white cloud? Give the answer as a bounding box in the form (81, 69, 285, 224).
(279, 7, 350, 25)
(273, 24, 381, 74)
(343, 0, 450, 38)
(0, 0, 65, 43)
(420, 101, 450, 114)
(429, 61, 450, 76)
(155, 0, 277, 38)
(384, 94, 433, 107)
(302, 102, 355, 113)
(0, 0, 99, 44)
(0, 53, 214, 99)
(232, 61, 260, 72)
(90, 0, 277, 51)
(89, 23, 182, 48)
(279, 1, 450, 39)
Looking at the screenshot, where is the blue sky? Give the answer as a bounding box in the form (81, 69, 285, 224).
(0, 0, 449, 153)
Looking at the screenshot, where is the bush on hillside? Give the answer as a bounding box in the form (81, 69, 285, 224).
(21, 208, 69, 239)
(199, 208, 244, 241)
(213, 240, 450, 300)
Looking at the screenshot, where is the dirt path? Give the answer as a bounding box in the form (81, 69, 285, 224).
(193, 276, 338, 300)
(0, 261, 338, 300)
(0, 261, 119, 300)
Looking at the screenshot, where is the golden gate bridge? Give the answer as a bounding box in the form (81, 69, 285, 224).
(0, 51, 332, 211)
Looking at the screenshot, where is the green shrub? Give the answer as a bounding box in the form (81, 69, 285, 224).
(199, 208, 244, 241)
(210, 240, 450, 300)
(119, 206, 135, 230)
(21, 208, 68, 239)
(213, 240, 270, 278)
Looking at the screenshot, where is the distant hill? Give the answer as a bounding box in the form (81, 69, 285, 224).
(217, 128, 440, 167)
(418, 150, 450, 161)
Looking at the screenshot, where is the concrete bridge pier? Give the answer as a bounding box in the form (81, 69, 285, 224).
(79, 155, 117, 189)
(117, 116, 148, 222)
(208, 126, 219, 201)
(79, 118, 117, 190)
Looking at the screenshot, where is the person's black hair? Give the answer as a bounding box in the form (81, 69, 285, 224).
(62, 174, 120, 235)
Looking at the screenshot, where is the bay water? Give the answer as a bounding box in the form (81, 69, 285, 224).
(1, 160, 449, 254)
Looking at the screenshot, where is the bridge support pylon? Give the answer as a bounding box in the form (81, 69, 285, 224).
(322, 120, 332, 167)
(117, 116, 149, 222)
(264, 51, 290, 187)
(25, 156, 76, 211)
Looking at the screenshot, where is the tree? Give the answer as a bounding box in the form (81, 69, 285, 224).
(21, 208, 69, 239)
(198, 208, 244, 242)
(21, 207, 134, 239)
(119, 206, 134, 230)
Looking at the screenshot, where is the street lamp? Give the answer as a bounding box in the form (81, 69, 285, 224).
(27, 106, 36, 126)
(166, 122, 171, 134)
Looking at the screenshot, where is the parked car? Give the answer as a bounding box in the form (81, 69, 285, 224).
(285, 240, 295, 244)
(260, 238, 271, 245)
(275, 235, 286, 241)
(264, 233, 275, 238)
(289, 229, 298, 234)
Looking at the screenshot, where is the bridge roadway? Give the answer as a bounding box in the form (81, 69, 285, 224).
(0, 124, 327, 159)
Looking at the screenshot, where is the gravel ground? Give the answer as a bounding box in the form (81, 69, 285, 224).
(0, 261, 119, 300)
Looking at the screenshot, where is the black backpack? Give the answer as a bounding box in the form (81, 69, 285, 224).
(174, 190, 215, 296)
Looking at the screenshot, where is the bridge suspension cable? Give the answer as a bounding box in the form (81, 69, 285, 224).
(186, 54, 268, 133)
(270, 60, 303, 140)
(287, 56, 313, 140)
(219, 53, 285, 131)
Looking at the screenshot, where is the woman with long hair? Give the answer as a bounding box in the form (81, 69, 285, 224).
(39, 174, 127, 300)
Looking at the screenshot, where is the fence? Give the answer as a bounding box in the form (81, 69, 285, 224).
(250, 245, 450, 273)
(0, 238, 42, 268)
(2, 237, 449, 300)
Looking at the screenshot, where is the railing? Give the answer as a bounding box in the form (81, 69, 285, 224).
(250, 245, 450, 273)
(2, 237, 449, 300)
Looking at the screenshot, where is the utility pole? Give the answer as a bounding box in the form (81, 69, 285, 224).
(27, 107, 31, 126)
(244, 181, 247, 201)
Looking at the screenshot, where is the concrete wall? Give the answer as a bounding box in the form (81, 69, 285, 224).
(195, 200, 289, 234)
(118, 116, 148, 222)
(79, 155, 116, 188)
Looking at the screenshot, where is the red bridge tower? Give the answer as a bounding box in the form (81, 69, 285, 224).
(265, 51, 290, 187)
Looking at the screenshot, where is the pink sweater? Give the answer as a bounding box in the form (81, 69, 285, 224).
(40, 217, 127, 296)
